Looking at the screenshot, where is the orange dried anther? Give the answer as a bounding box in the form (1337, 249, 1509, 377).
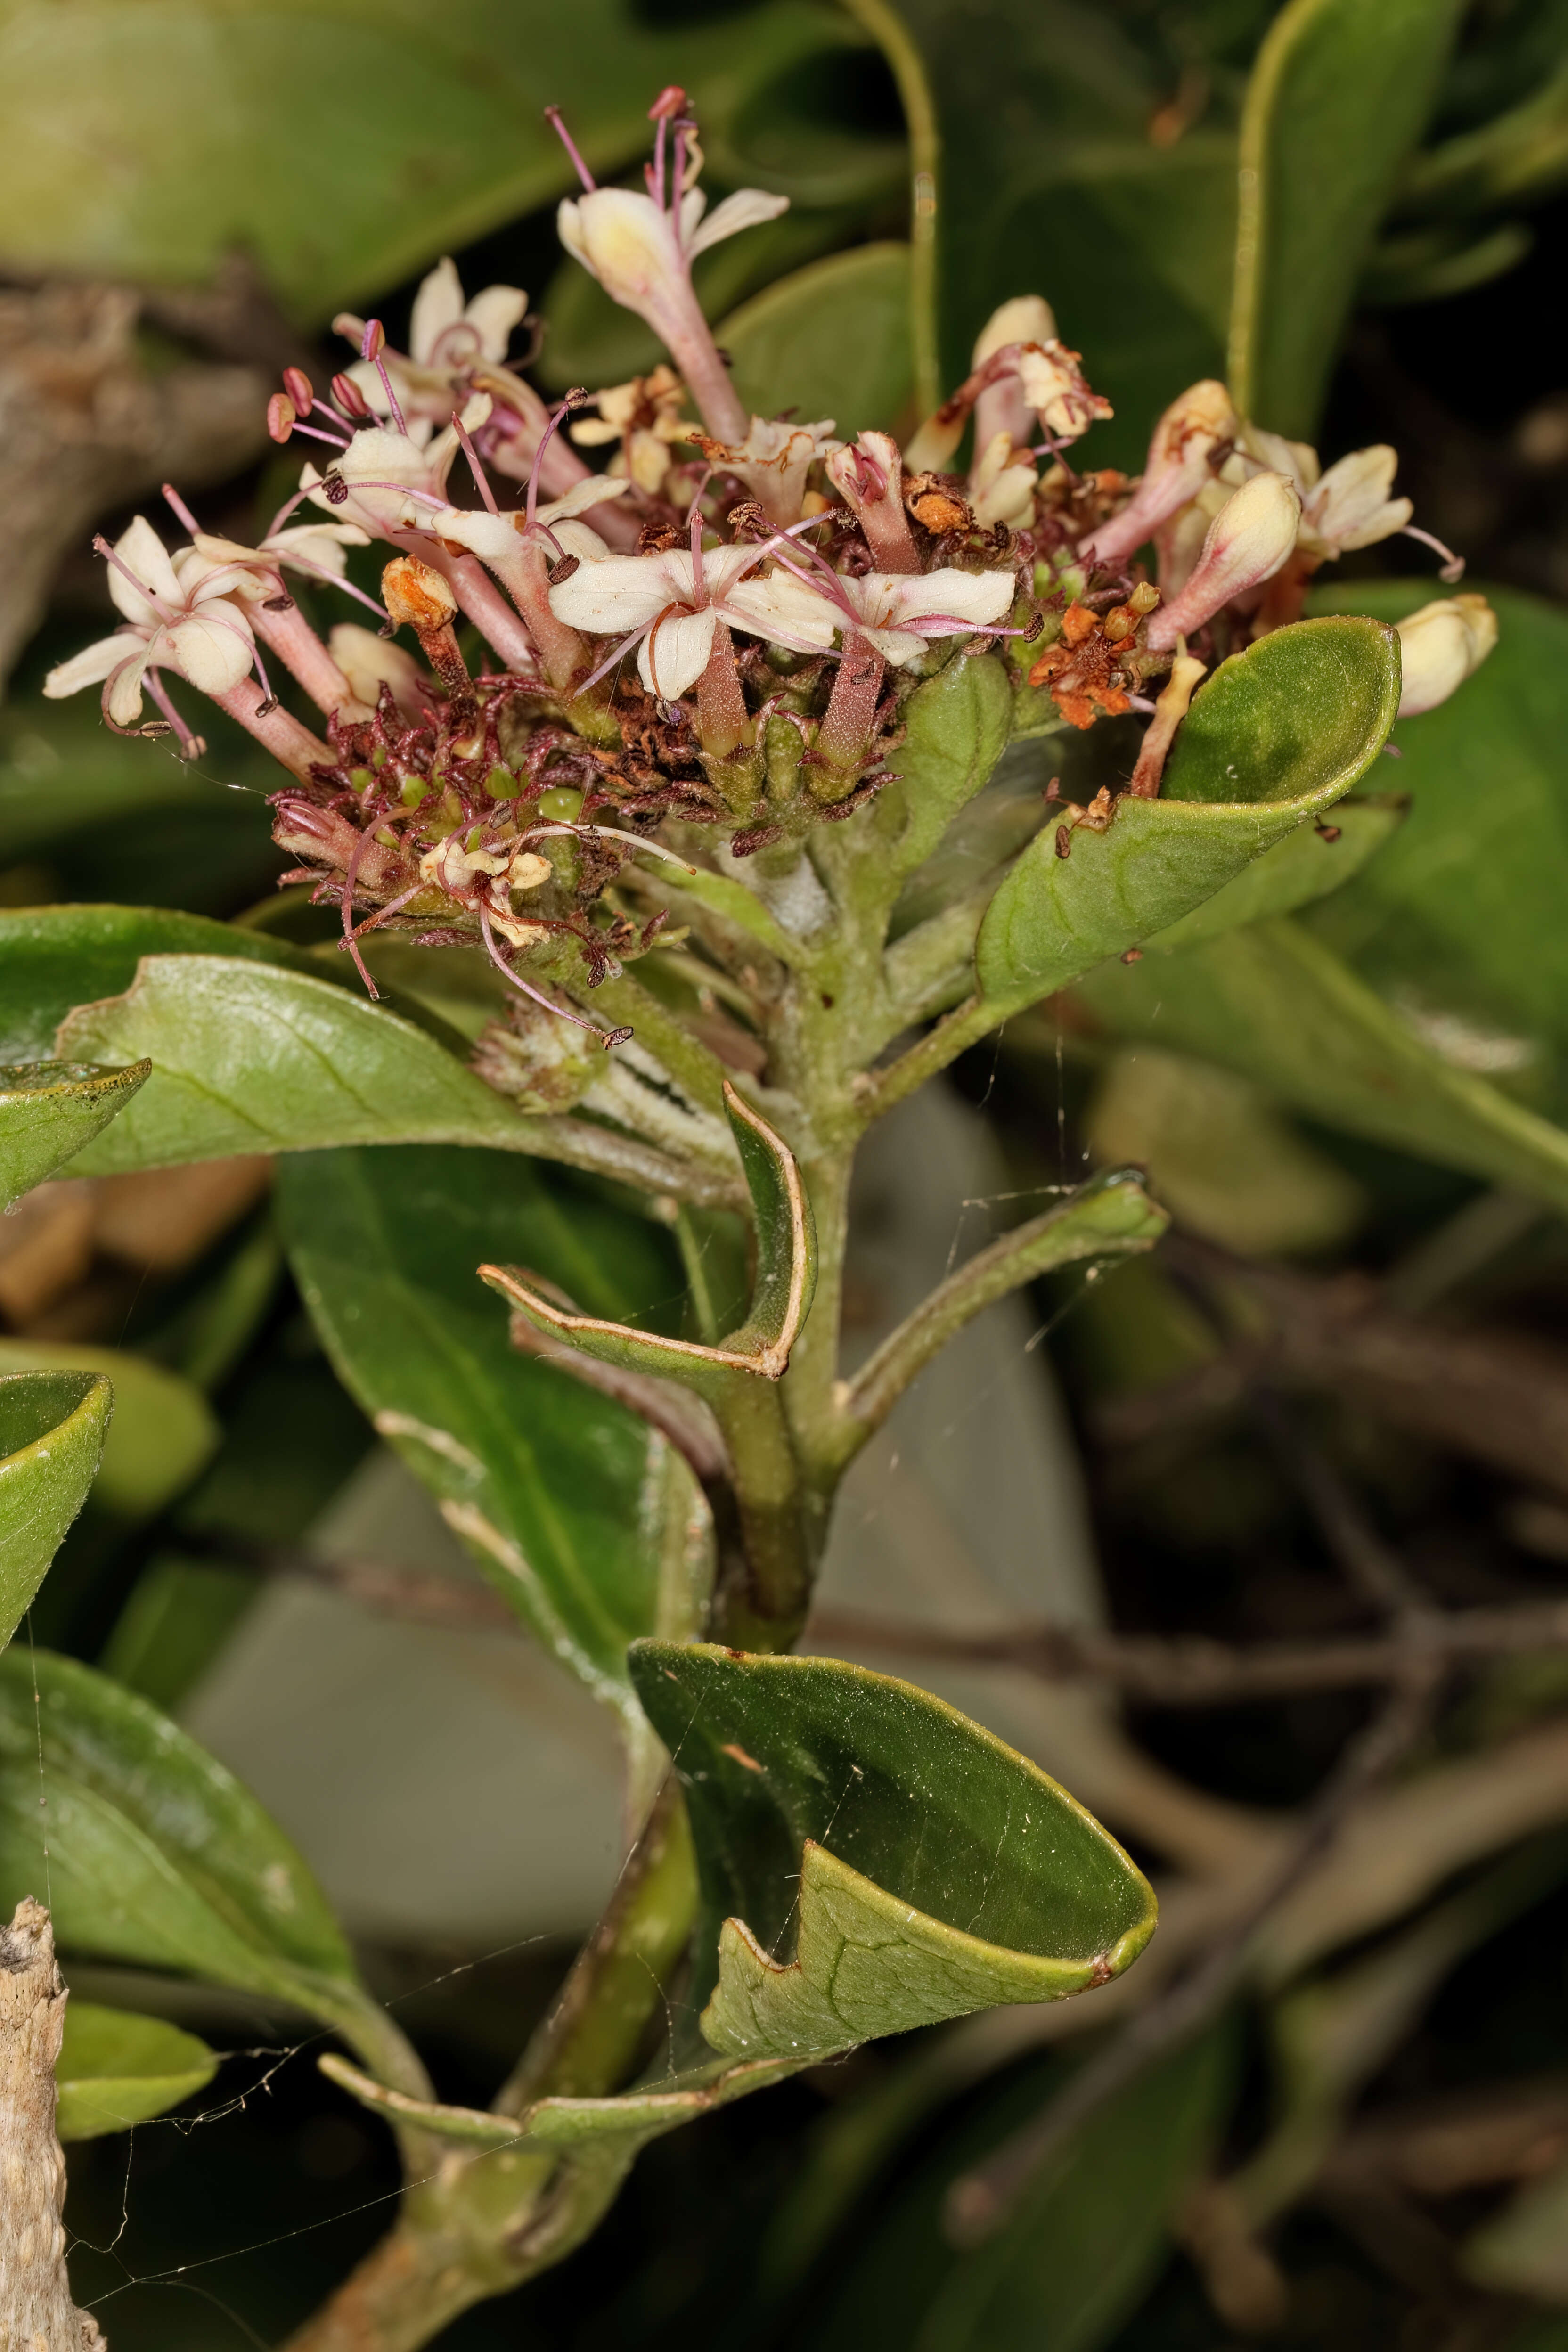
(1028, 602, 1134, 729)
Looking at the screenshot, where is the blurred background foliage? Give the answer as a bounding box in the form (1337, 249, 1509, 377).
(6, 0, 1568, 2345)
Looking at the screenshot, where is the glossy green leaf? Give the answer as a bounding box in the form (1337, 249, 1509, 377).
(485, 1084, 814, 1396)
(629, 1643, 1156, 2061)
(0, 1344, 219, 1522)
(276, 1143, 686, 1718)
(1305, 583, 1568, 1083)
(1076, 916, 1568, 1218)
(1229, 0, 1467, 435)
(54, 955, 534, 1174)
(848, 0, 1234, 459)
(812, 2024, 1231, 2352)
(0, 1649, 397, 2071)
(0, 0, 851, 324)
(975, 618, 1400, 1015)
(722, 243, 915, 441)
(1140, 797, 1404, 956)
(0, 1059, 151, 1209)
(0, 1370, 109, 1651)
(55, 2001, 219, 2141)
(0, 906, 308, 1065)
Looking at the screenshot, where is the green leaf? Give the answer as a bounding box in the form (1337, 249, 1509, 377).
(485, 1083, 814, 1395)
(0, 1344, 218, 1521)
(1229, 0, 1467, 435)
(847, 0, 1235, 460)
(54, 955, 535, 1173)
(0, 0, 853, 324)
(0, 1648, 395, 2067)
(55, 2001, 219, 2141)
(1465, 2149, 1568, 2301)
(276, 1144, 687, 1718)
(975, 618, 1400, 1015)
(721, 243, 915, 442)
(1140, 797, 1404, 956)
(0, 906, 307, 1065)
(628, 1643, 1156, 2061)
(875, 654, 1016, 886)
(0, 1059, 151, 1209)
(1076, 916, 1568, 1218)
(1304, 583, 1568, 1082)
(811, 2024, 1231, 2352)
(0, 1370, 109, 1651)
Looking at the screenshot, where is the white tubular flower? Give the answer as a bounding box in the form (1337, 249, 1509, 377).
(1146, 471, 1302, 652)
(697, 415, 841, 526)
(972, 296, 1058, 453)
(831, 567, 1017, 665)
(301, 406, 483, 539)
(1299, 445, 1413, 558)
(1082, 379, 1238, 568)
(571, 367, 695, 498)
(555, 101, 785, 444)
(547, 543, 835, 698)
(336, 258, 528, 425)
(42, 515, 258, 724)
(826, 431, 919, 572)
(1396, 594, 1497, 716)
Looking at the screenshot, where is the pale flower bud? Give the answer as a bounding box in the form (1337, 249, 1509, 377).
(1082, 378, 1239, 568)
(1146, 471, 1301, 652)
(1395, 594, 1497, 716)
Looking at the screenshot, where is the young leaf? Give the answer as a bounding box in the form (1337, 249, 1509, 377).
(0, 1059, 150, 1209)
(722, 243, 915, 442)
(55, 954, 536, 1171)
(277, 1143, 690, 1719)
(629, 1643, 1156, 2061)
(1229, 0, 1468, 435)
(0, 1649, 404, 2081)
(975, 618, 1400, 1016)
(1077, 916, 1568, 1217)
(484, 1083, 815, 1396)
(0, 1344, 218, 1521)
(55, 2001, 219, 2140)
(0, 1370, 110, 1650)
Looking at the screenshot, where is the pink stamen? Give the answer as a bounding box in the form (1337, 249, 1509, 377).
(580, 617, 660, 694)
(689, 468, 713, 602)
(453, 416, 500, 514)
(361, 319, 408, 436)
(478, 903, 618, 1042)
(525, 392, 587, 532)
(94, 534, 177, 623)
(527, 821, 695, 874)
(162, 483, 201, 534)
(1401, 524, 1465, 583)
(340, 820, 387, 998)
(545, 105, 596, 193)
(143, 668, 205, 760)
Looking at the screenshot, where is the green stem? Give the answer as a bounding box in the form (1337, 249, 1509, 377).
(710, 1372, 815, 1647)
(839, 0, 942, 417)
(857, 993, 1001, 1128)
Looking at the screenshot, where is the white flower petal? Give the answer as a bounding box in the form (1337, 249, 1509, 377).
(107, 516, 181, 625)
(550, 519, 613, 563)
(972, 295, 1056, 367)
(43, 633, 142, 698)
(685, 187, 790, 259)
(464, 284, 529, 363)
(900, 567, 1017, 628)
(549, 553, 682, 633)
(638, 607, 716, 698)
(409, 257, 466, 366)
(537, 476, 632, 523)
(434, 507, 524, 559)
(724, 572, 838, 650)
(105, 652, 151, 725)
(863, 625, 927, 666)
(163, 608, 255, 696)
